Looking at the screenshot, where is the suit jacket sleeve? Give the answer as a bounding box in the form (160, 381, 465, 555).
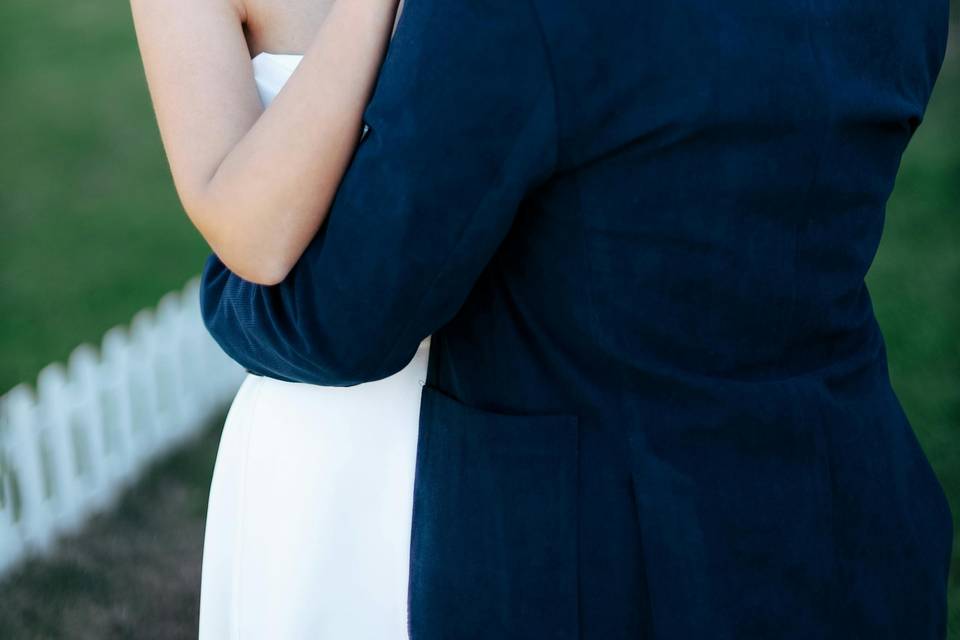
(198, 0, 558, 386)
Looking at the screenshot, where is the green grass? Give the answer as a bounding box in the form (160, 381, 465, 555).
(0, 0, 957, 635)
(0, 0, 210, 396)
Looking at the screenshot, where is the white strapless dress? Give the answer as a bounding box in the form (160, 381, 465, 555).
(198, 52, 429, 640)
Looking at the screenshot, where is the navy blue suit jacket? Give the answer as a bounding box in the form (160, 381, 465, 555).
(200, 0, 953, 637)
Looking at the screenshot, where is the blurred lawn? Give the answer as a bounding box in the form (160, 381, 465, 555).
(0, 0, 957, 636)
(0, 0, 210, 395)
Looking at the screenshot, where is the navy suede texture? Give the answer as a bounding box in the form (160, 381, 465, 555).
(199, 0, 954, 637)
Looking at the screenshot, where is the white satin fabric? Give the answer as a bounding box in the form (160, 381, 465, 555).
(198, 53, 429, 640)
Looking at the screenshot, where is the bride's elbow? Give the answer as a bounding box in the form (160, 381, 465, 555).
(207, 255, 290, 286)
(229, 258, 291, 287)
(184, 202, 295, 287)
(211, 242, 294, 286)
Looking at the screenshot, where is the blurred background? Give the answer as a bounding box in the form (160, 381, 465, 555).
(0, 1, 957, 638)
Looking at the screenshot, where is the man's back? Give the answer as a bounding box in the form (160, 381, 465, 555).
(421, 0, 953, 638)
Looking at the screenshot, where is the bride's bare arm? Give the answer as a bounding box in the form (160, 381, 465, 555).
(130, 0, 400, 285)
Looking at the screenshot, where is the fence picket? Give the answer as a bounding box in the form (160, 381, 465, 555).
(0, 275, 245, 579)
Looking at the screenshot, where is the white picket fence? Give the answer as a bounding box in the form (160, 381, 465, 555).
(0, 275, 246, 579)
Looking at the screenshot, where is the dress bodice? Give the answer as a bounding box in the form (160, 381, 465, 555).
(251, 52, 304, 107)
